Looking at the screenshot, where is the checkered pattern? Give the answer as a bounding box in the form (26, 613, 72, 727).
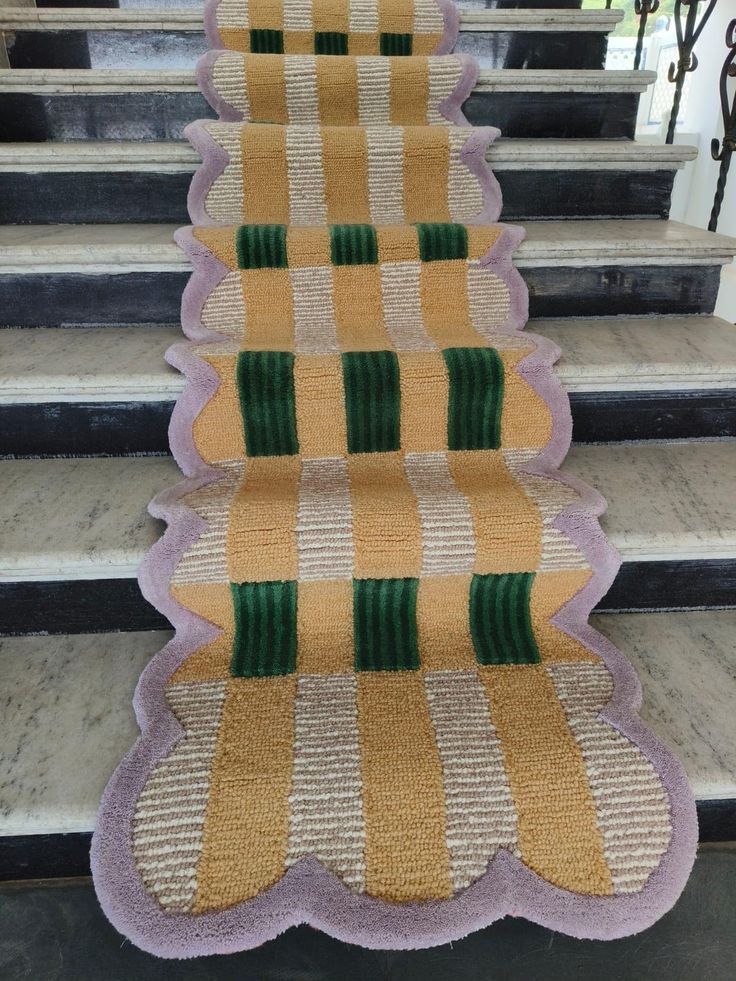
(127, 0, 676, 922)
(213, 0, 446, 55)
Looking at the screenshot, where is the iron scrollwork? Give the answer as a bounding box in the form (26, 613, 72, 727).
(634, 0, 660, 72)
(665, 0, 719, 144)
(709, 18, 736, 232)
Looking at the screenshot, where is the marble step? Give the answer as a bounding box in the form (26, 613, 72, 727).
(2, 316, 736, 455)
(1, 8, 621, 70)
(0, 139, 697, 223)
(1, 220, 734, 326)
(0, 441, 735, 634)
(0, 610, 733, 874)
(0, 68, 656, 141)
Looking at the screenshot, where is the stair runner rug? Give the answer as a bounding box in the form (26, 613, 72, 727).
(92, 0, 697, 957)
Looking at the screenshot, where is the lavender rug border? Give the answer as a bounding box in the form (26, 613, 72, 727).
(202, 0, 460, 54)
(185, 119, 502, 226)
(91, 221, 697, 957)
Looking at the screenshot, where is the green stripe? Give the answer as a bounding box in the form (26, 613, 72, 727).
(379, 32, 412, 55)
(235, 224, 288, 269)
(229, 580, 298, 677)
(315, 31, 348, 54)
(236, 350, 299, 456)
(249, 28, 284, 53)
(354, 578, 419, 671)
(443, 347, 504, 450)
(469, 573, 540, 665)
(330, 224, 378, 266)
(415, 223, 468, 263)
(341, 350, 400, 453)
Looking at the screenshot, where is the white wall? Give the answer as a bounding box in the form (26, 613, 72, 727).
(666, 5, 736, 321)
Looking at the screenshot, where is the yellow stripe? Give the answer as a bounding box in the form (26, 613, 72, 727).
(348, 452, 422, 579)
(500, 350, 555, 450)
(378, 0, 415, 37)
(358, 672, 452, 901)
(192, 355, 246, 465)
(480, 665, 613, 895)
(416, 575, 475, 671)
(322, 126, 371, 224)
(316, 56, 359, 125)
(530, 570, 598, 663)
(293, 354, 348, 456)
(247, 0, 285, 31)
(227, 456, 301, 582)
(420, 260, 471, 334)
(399, 352, 449, 453)
(297, 579, 354, 674)
(403, 126, 450, 223)
(170, 583, 235, 683)
(448, 450, 542, 573)
(389, 57, 430, 125)
(332, 265, 389, 350)
(241, 125, 290, 224)
(246, 54, 288, 124)
(193, 675, 296, 911)
(241, 268, 295, 349)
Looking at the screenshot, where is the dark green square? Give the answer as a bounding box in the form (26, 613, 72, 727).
(315, 31, 348, 54)
(249, 28, 284, 53)
(380, 32, 413, 55)
(469, 572, 540, 666)
(354, 578, 420, 671)
(341, 350, 401, 453)
(236, 350, 299, 457)
(443, 347, 505, 450)
(329, 224, 378, 266)
(230, 580, 298, 677)
(235, 225, 288, 270)
(415, 223, 468, 263)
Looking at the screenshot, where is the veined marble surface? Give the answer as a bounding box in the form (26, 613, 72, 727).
(0, 442, 734, 580)
(0, 612, 732, 835)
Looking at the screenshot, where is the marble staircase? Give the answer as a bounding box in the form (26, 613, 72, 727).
(1, 0, 735, 953)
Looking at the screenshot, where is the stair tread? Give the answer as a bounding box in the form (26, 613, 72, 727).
(0, 6, 623, 31)
(0, 139, 699, 172)
(3, 317, 736, 404)
(0, 442, 734, 581)
(2, 220, 735, 269)
(0, 67, 657, 93)
(1, 609, 732, 835)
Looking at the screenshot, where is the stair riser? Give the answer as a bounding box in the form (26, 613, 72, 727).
(1, 561, 734, 638)
(0, 169, 677, 224)
(3, 798, 733, 882)
(0, 90, 640, 141)
(5, 29, 608, 70)
(3, 391, 735, 458)
(0, 265, 721, 327)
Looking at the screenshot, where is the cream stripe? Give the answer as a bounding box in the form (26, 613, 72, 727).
(133, 682, 227, 913)
(356, 57, 391, 126)
(201, 272, 247, 340)
(424, 670, 519, 890)
(548, 663, 672, 895)
(203, 125, 243, 223)
(286, 126, 327, 224)
(216, 0, 249, 30)
(380, 261, 435, 351)
(466, 265, 512, 336)
(448, 128, 484, 222)
(366, 126, 405, 223)
(414, 0, 445, 34)
(286, 674, 365, 890)
(285, 56, 320, 125)
(290, 265, 339, 353)
(427, 57, 463, 126)
(212, 51, 250, 119)
(404, 452, 475, 575)
(283, 0, 312, 31)
(349, 0, 378, 32)
(297, 456, 354, 580)
(172, 466, 244, 585)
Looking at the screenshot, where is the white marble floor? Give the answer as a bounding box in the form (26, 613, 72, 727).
(0, 611, 732, 835)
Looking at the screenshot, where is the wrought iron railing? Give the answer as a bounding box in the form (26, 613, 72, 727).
(665, 0, 718, 143)
(709, 18, 736, 232)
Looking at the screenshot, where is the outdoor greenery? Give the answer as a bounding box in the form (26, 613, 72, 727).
(582, 0, 677, 38)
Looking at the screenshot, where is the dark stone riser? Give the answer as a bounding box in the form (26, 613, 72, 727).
(1, 560, 734, 638)
(0, 264, 720, 328)
(6, 30, 607, 71)
(3, 388, 735, 459)
(0, 169, 675, 224)
(0, 90, 639, 142)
